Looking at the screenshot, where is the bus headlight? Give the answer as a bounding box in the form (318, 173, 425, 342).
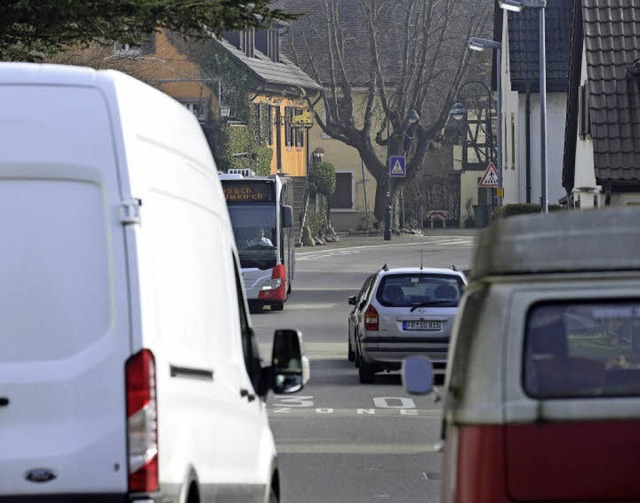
(261, 278, 283, 291)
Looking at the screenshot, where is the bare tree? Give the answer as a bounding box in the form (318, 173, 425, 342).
(286, 0, 493, 223)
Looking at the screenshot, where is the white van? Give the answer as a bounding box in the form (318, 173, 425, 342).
(0, 63, 309, 503)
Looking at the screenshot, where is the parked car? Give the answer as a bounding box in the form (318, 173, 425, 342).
(404, 208, 640, 503)
(354, 265, 467, 383)
(0, 63, 309, 503)
(347, 274, 376, 363)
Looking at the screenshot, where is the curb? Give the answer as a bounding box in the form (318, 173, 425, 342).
(296, 228, 478, 254)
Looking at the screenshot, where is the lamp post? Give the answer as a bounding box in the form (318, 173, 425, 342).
(499, 0, 547, 213)
(383, 92, 419, 240)
(468, 37, 503, 207)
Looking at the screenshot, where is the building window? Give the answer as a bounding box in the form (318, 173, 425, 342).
(294, 109, 305, 148)
(114, 41, 142, 57)
(183, 101, 208, 122)
(113, 33, 155, 57)
(222, 31, 241, 49)
(579, 82, 591, 139)
(284, 106, 293, 147)
(331, 172, 354, 210)
(222, 29, 255, 57)
(241, 29, 255, 58)
(267, 105, 273, 146)
(256, 29, 280, 62)
(255, 103, 272, 145)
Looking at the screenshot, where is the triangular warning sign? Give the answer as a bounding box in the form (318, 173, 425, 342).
(391, 160, 404, 175)
(478, 162, 499, 187)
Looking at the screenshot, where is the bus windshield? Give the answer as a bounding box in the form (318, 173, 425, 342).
(227, 204, 278, 270)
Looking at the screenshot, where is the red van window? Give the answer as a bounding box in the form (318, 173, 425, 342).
(524, 301, 640, 398)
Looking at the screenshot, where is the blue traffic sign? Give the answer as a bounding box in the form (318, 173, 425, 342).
(389, 155, 406, 177)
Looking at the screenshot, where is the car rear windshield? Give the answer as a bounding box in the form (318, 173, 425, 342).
(524, 301, 640, 399)
(376, 273, 464, 308)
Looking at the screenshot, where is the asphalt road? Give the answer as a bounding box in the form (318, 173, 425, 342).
(252, 231, 475, 503)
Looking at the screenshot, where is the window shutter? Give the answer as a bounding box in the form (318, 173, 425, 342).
(331, 173, 354, 209)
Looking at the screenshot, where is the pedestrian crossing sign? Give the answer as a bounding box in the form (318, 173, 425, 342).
(478, 162, 499, 187)
(389, 155, 406, 177)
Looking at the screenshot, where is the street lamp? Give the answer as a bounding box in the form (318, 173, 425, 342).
(449, 81, 496, 223)
(499, 0, 548, 213)
(383, 91, 420, 240)
(450, 102, 467, 121)
(467, 37, 503, 207)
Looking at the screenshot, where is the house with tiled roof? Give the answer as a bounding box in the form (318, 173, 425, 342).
(116, 26, 322, 242)
(215, 30, 323, 177)
(498, 0, 572, 206)
(562, 0, 640, 208)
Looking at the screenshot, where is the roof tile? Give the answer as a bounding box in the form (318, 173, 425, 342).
(507, 0, 572, 88)
(216, 37, 322, 92)
(582, 0, 640, 176)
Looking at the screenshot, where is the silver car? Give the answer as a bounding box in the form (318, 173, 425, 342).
(355, 265, 467, 384)
(347, 274, 376, 363)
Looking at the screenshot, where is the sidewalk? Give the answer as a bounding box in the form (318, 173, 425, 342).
(296, 227, 478, 253)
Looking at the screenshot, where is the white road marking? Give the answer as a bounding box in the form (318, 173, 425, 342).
(274, 442, 442, 454)
(277, 302, 341, 310)
(260, 342, 346, 360)
(268, 408, 440, 418)
(296, 236, 474, 260)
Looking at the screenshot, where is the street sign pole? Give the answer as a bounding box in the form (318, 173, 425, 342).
(385, 156, 406, 241)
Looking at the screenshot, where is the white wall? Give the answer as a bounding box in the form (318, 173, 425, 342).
(573, 47, 599, 195)
(517, 91, 567, 206)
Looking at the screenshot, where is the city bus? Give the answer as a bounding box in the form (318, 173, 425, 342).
(219, 170, 295, 312)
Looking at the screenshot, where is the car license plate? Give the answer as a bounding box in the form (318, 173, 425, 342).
(403, 320, 442, 331)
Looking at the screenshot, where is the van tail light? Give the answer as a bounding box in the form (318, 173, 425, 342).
(125, 349, 159, 493)
(365, 305, 379, 331)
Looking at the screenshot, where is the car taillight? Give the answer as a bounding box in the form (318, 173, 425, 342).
(125, 349, 158, 493)
(365, 305, 379, 331)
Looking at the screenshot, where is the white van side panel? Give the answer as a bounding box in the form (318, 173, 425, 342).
(112, 89, 275, 496)
(0, 83, 130, 494)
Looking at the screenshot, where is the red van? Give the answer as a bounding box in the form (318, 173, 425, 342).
(404, 208, 640, 503)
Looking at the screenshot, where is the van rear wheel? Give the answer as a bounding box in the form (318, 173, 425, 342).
(249, 301, 263, 313)
(359, 360, 376, 384)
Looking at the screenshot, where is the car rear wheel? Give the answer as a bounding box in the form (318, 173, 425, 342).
(271, 301, 284, 311)
(359, 360, 376, 384)
(348, 339, 355, 362)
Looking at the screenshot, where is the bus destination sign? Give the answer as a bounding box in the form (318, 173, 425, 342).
(223, 181, 275, 203)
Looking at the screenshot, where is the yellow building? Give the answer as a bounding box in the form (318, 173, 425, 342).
(215, 32, 322, 177)
(112, 29, 321, 180)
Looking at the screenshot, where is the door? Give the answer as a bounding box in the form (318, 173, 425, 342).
(0, 85, 131, 495)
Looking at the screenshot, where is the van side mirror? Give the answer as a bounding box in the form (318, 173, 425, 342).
(281, 205, 294, 228)
(402, 356, 433, 395)
(271, 329, 310, 394)
(348, 295, 357, 306)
